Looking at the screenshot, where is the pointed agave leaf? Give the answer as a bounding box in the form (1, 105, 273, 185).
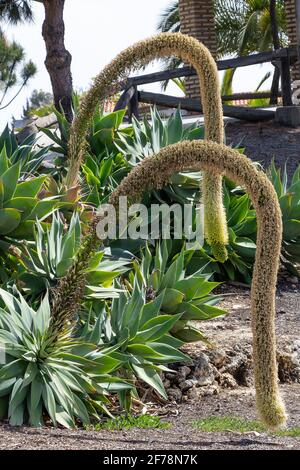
(26, 198, 58, 221)
(0, 378, 16, 398)
(30, 377, 43, 412)
(0, 208, 21, 235)
(3, 197, 37, 220)
(28, 398, 43, 427)
(131, 363, 167, 399)
(0, 145, 9, 177)
(174, 277, 220, 300)
(148, 342, 190, 363)
(173, 326, 209, 343)
(72, 394, 90, 425)
(160, 250, 184, 289)
(22, 362, 38, 388)
(14, 176, 47, 198)
(55, 406, 75, 429)
(140, 291, 165, 327)
(0, 161, 20, 202)
(8, 378, 28, 415)
(9, 403, 25, 426)
(34, 291, 51, 334)
(134, 313, 182, 343)
(126, 343, 164, 359)
(161, 288, 184, 313)
(42, 381, 57, 425)
(167, 107, 183, 145)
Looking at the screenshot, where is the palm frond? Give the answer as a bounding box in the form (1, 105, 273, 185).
(157, 0, 180, 33)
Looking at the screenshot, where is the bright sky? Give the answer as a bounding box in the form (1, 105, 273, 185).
(0, 0, 273, 128)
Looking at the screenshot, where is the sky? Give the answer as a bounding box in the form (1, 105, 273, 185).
(0, 0, 273, 128)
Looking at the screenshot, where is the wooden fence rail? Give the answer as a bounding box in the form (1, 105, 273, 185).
(114, 46, 298, 122)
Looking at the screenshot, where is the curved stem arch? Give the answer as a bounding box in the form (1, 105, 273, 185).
(108, 140, 286, 429)
(67, 33, 228, 261)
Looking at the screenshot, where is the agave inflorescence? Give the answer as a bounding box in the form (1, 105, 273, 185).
(66, 33, 229, 262)
(107, 139, 287, 429)
(116, 106, 203, 205)
(188, 178, 257, 283)
(43, 34, 286, 429)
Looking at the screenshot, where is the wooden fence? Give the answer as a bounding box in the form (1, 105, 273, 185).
(114, 46, 299, 122)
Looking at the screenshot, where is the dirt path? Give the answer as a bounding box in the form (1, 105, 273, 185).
(0, 384, 298, 450)
(0, 280, 299, 450)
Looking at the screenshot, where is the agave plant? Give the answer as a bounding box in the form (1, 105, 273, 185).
(115, 107, 203, 205)
(41, 97, 128, 158)
(189, 162, 300, 282)
(82, 151, 128, 206)
(0, 145, 60, 252)
(19, 212, 130, 297)
(82, 278, 190, 410)
(0, 288, 131, 427)
(188, 178, 257, 284)
(0, 125, 55, 176)
(268, 163, 300, 276)
(128, 241, 226, 342)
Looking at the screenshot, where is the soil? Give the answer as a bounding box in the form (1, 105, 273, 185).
(225, 120, 300, 179)
(0, 274, 299, 451)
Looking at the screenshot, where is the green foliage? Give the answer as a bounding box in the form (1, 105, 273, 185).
(0, 125, 53, 176)
(23, 89, 53, 118)
(130, 241, 226, 342)
(19, 212, 82, 295)
(192, 415, 300, 437)
(19, 212, 130, 297)
(41, 98, 127, 157)
(116, 107, 203, 205)
(268, 163, 300, 276)
(193, 415, 266, 432)
(117, 107, 204, 163)
(88, 413, 170, 430)
(83, 278, 190, 409)
(0, 140, 59, 243)
(188, 178, 256, 284)
(0, 288, 131, 428)
(189, 162, 300, 282)
(0, 97, 298, 430)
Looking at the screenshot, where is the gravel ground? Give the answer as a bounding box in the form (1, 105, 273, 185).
(0, 385, 298, 450)
(0, 277, 299, 451)
(225, 120, 300, 179)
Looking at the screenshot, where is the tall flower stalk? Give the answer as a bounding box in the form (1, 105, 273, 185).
(50, 34, 286, 428)
(109, 139, 286, 429)
(66, 33, 228, 262)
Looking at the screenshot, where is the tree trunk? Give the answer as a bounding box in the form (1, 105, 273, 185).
(42, 0, 73, 122)
(269, 0, 280, 105)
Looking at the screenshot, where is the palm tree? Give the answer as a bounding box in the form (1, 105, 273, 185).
(0, 0, 73, 121)
(157, 0, 287, 97)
